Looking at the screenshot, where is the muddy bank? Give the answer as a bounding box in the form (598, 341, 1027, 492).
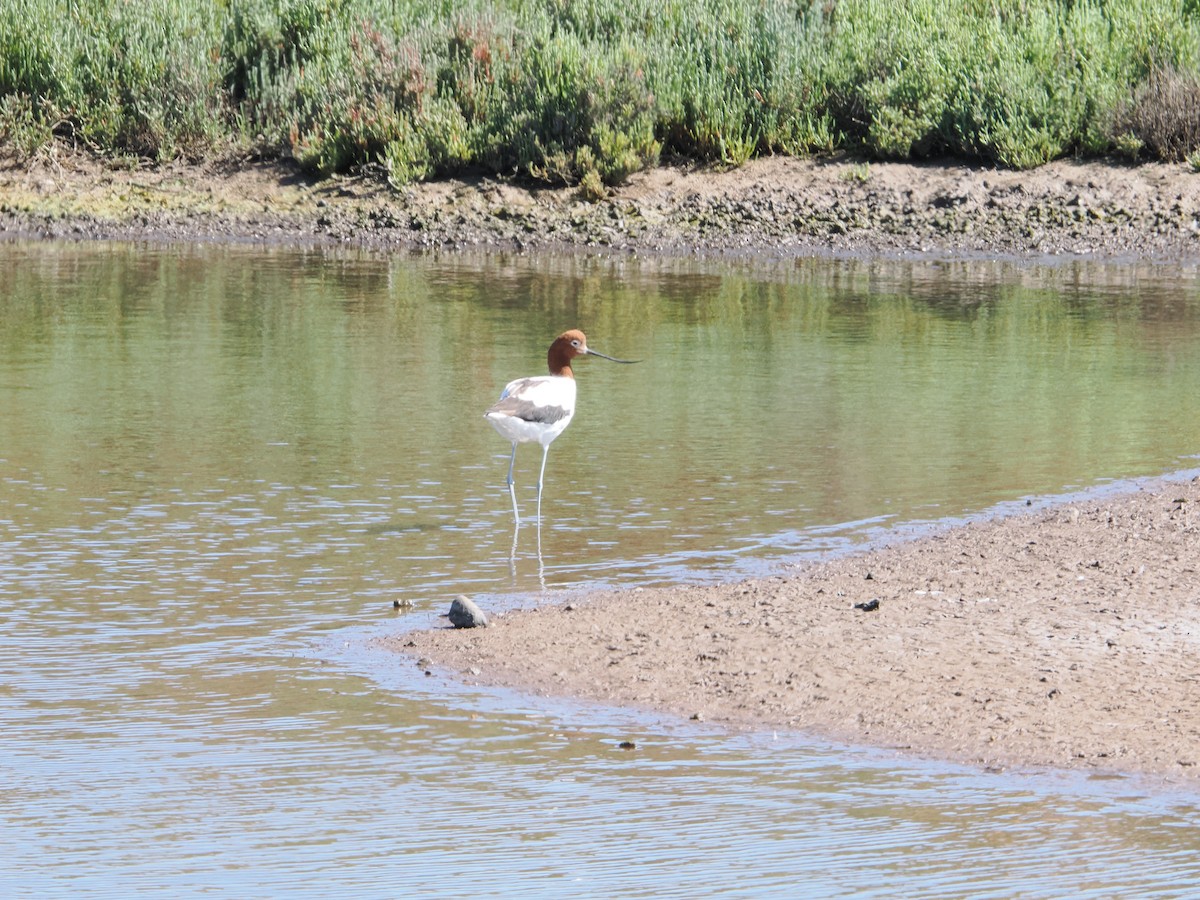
(391, 476, 1200, 781)
(2, 153, 1200, 261)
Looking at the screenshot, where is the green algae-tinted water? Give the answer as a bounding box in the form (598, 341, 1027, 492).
(2, 241, 1199, 897)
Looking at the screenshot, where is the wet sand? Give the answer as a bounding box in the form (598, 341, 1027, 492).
(390, 475, 1200, 781)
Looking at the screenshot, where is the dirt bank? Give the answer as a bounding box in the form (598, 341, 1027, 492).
(2, 152, 1200, 261)
(391, 476, 1200, 781)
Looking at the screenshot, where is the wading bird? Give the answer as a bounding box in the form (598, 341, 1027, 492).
(485, 329, 636, 524)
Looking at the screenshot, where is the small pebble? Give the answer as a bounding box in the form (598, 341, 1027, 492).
(448, 595, 489, 628)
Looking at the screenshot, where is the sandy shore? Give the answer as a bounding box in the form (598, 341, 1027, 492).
(390, 475, 1200, 780)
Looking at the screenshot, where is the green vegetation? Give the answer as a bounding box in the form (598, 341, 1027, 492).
(2, 0, 1200, 187)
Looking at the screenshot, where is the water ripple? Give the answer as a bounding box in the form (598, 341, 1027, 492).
(5, 244, 1200, 897)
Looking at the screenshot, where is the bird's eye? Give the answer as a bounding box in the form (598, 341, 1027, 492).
(571, 340, 581, 347)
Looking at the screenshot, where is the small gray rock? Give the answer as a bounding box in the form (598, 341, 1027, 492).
(448, 595, 488, 629)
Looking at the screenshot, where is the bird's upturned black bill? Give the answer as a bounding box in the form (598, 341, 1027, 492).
(586, 349, 639, 364)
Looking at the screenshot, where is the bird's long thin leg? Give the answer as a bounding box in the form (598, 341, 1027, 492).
(535, 519, 544, 593)
(536, 444, 550, 523)
(506, 441, 520, 524)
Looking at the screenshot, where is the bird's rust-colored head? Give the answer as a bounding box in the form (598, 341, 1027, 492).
(547, 330, 638, 377)
(547, 330, 589, 377)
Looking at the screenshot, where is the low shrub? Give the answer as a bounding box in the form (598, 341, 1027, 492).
(2, 0, 1200, 179)
(1121, 66, 1200, 161)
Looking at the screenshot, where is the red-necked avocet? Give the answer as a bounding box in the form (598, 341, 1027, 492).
(485, 329, 637, 523)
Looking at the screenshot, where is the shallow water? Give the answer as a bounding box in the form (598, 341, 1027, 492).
(3, 242, 1200, 897)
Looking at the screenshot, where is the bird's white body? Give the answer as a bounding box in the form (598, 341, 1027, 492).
(485, 375, 577, 449)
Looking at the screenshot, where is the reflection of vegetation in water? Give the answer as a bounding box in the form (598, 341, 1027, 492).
(3, 246, 1200, 538)
(583, 257, 1200, 527)
(2, 1, 1200, 180)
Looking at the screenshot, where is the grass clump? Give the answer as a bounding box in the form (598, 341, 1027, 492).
(2, 0, 1200, 183)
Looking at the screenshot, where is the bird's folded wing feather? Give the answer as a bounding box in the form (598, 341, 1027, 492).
(487, 377, 572, 424)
